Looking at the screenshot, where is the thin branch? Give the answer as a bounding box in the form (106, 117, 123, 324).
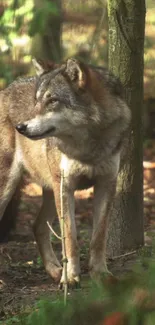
(60, 168, 68, 305)
(47, 221, 62, 240)
(109, 250, 137, 260)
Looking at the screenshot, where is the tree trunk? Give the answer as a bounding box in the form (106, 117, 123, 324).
(31, 0, 62, 62)
(107, 0, 146, 256)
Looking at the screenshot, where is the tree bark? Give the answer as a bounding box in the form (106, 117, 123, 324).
(107, 0, 146, 256)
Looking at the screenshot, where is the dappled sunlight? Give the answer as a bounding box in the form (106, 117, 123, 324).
(143, 2, 155, 98)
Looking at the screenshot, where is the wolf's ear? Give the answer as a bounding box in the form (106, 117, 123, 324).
(65, 58, 87, 89)
(32, 58, 45, 76)
(32, 58, 58, 76)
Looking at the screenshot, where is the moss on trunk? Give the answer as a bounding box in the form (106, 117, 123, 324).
(107, 0, 146, 256)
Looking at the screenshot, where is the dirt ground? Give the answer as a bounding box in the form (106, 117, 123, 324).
(0, 179, 94, 321)
(0, 144, 155, 321)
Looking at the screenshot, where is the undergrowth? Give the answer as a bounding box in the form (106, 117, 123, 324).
(2, 256, 155, 325)
(2, 246, 155, 325)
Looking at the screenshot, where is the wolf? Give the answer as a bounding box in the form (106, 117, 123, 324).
(0, 58, 131, 286)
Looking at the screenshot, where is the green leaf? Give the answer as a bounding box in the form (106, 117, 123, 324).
(15, 15, 23, 31)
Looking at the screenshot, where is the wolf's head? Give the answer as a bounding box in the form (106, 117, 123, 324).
(16, 58, 113, 140)
(16, 58, 130, 160)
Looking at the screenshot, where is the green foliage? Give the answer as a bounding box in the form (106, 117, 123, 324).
(0, 0, 59, 47)
(2, 258, 155, 325)
(0, 0, 60, 86)
(0, 0, 32, 46)
(29, 1, 59, 37)
(37, 255, 43, 266)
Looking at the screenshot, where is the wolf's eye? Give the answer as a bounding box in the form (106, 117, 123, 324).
(46, 97, 58, 105)
(44, 91, 58, 103)
(45, 97, 59, 112)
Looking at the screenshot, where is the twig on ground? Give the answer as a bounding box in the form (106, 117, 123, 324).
(4, 297, 14, 306)
(109, 250, 137, 260)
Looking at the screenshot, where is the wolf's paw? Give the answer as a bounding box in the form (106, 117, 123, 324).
(58, 257, 80, 290)
(89, 265, 113, 284)
(45, 262, 62, 283)
(59, 275, 81, 290)
(89, 257, 112, 282)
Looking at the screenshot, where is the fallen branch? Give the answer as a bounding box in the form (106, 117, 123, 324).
(109, 250, 137, 260)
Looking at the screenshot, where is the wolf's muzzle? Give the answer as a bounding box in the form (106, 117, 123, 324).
(16, 122, 56, 140)
(16, 123, 27, 135)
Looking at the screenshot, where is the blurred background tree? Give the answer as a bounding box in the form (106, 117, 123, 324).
(0, 0, 108, 87)
(31, 0, 62, 61)
(0, 0, 62, 84)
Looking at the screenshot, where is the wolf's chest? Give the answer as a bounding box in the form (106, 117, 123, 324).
(60, 154, 95, 190)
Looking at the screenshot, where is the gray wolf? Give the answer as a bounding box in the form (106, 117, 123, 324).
(0, 58, 131, 286)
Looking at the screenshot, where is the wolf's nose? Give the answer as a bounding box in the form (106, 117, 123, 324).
(16, 123, 27, 134)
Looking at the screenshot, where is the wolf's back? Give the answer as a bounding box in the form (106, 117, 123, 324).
(0, 76, 37, 126)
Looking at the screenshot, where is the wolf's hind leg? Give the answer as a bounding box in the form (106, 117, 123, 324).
(33, 189, 62, 282)
(0, 148, 22, 230)
(0, 182, 21, 242)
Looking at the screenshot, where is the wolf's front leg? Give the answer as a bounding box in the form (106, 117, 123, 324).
(89, 176, 117, 280)
(53, 181, 80, 287)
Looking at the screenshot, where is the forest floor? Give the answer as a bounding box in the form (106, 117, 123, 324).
(1, 142, 155, 322)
